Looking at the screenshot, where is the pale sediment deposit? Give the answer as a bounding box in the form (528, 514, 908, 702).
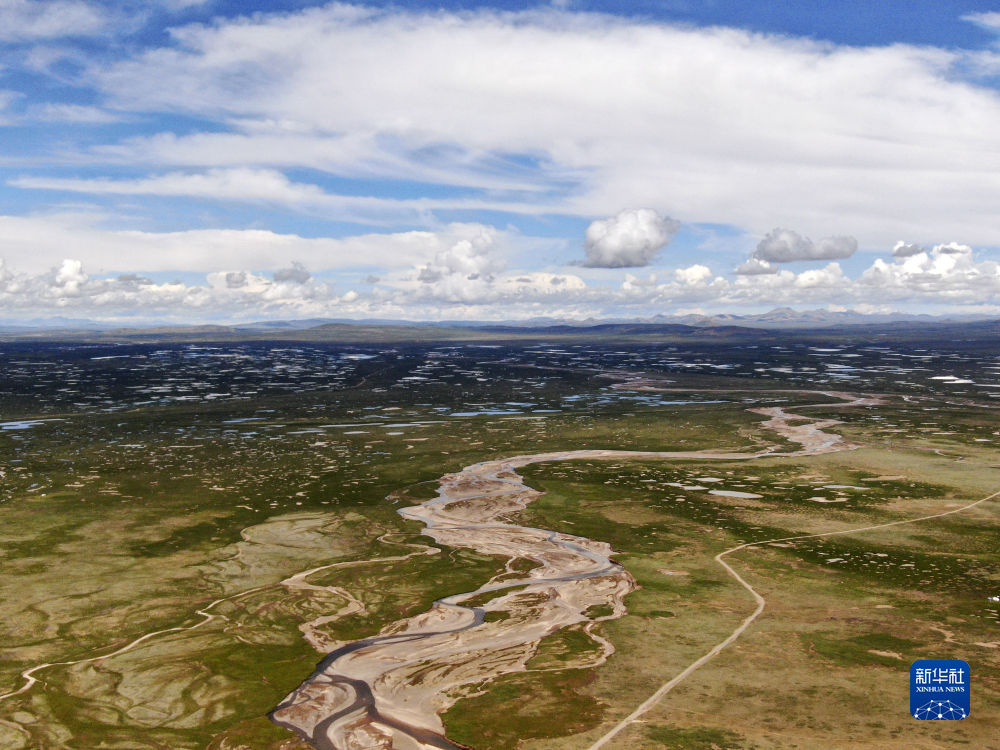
(272, 394, 867, 749)
(271, 453, 636, 750)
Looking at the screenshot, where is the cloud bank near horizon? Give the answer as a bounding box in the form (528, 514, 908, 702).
(1, 235, 997, 322)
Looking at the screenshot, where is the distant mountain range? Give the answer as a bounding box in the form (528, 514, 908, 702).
(226, 307, 992, 332)
(0, 308, 997, 341)
(647, 307, 989, 329)
(272, 308, 992, 331)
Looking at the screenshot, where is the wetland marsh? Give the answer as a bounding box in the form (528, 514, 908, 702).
(0, 333, 998, 749)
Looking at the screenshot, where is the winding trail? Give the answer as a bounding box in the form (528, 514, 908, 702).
(584, 487, 1000, 750)
(0, 584, 272, 703)
(0, 537, 440, 705)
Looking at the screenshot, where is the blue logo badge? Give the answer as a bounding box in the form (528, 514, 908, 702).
(910, 660, 970, 720)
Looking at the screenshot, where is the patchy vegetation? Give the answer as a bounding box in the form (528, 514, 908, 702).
(0, 336, 998, 748)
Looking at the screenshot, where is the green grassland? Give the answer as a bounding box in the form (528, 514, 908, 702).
(443, 425, 1000, 749)
(0, 343, 998, 749)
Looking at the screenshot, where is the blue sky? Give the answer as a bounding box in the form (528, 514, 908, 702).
(2, 0, 1000, 322)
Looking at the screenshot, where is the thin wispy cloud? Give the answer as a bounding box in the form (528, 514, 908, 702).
(81, 5, 1000, 245)
(0, 0, 107, 42)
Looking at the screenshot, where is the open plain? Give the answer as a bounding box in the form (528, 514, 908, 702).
(0, 329, 998, 749)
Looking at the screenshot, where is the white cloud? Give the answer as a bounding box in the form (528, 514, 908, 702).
(734, 257, 778, 275)
(9, 169, 556, 222)
(21, 45, 78, 73)
(355, 227, 590, 308)
(752, 228, 811, 262)
(410, 269, 587, 306)
(78, 5, 1000, 246)
(0, 89, 20, 124)
(415, 226, 504, 285)
(674, 264, 714, 286)
(1, 239, 999, 321)
(157, 0, 212, 10)
(0, 213, 508, 274)
(401, 228, 585, 305)
(962, 12, 1000, 32)
(859, 243, 998, 301)
(0, 0, 106, 41)
(582, 208, 679, 268)
(11, 169, 327, 203)
(0, 99, 123, 127)
(0, 257, 340, 318)
(733, 228, 857, 276)
(32, 103, 122, 123)
(0, 252, 590, 320)
(617, 244, 1000, 313)
(51, 258, 87, 294)
(85, 128, 548, 194)
(752, 228, 858, 263)
(793, 262, 846, 288)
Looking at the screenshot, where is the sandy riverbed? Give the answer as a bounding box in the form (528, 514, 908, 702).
(271, 394, 871, 749)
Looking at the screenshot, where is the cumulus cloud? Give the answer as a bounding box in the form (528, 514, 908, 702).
(0, 218, 572, 316)
(734, 257, 779, 275)
(273, 261, 310, 284)
(734, 228, 856, 276)
(752, 228, 858, 263)
(0, 256, 346, 320)
(1, 238, 999, 321)
(356, 227, 591, 307)
(793, 262, 846, 288)
(892, 241, 926, 258)
(860, 243, 995, 300)
(616, 243, 1000, 314)
(933, 241, 973, 256)
(416, 227, 504, 285)
(582, 209, 679, 268)
(751, 228, 813, 263)
(408, 227, 552, 304)
(674, 264, 713, 286)
(51, 258, 87, 295)
(222, 270, 249, 288)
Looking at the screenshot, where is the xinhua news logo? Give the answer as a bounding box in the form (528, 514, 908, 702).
(910, 660, 970, 720)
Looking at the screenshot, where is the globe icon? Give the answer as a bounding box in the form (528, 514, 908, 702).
(913, 699, 967, 720)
